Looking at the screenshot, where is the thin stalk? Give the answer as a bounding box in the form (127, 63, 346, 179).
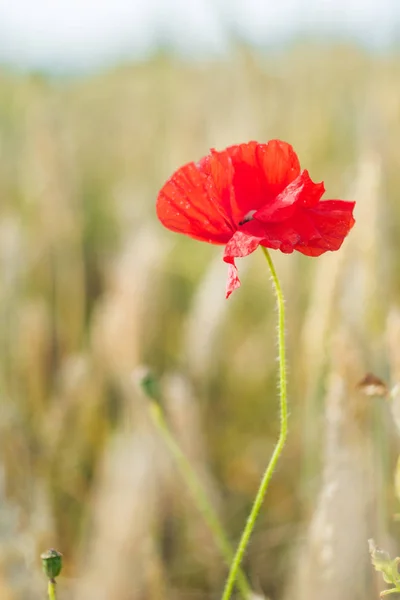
(221, 247, 288, 600)
(149, 400, 252, 600)
(47, 580, 57, 600)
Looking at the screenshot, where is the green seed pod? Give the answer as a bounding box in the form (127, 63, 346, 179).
(41, 549, 63, 580)
(137, 367, 161, 403)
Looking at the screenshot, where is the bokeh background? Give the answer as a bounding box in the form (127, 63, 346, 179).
(1, 2, 400, 599)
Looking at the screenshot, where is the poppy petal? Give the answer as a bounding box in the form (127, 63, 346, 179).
(156, 161, 233, 244)
(254, 170, 325, 223)
(202, 149, 237, 222)
(294, 200, 356, 256)
(225, 142, 265, 220)
(224, 258, 241, 299)
(255, 140, 301, 194)
(223, 140, 301, 224)
(223, 221, 270, 298)
(257, 200, 355, 255)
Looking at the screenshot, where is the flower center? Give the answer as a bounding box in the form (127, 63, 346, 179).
(238, 210, 256, 226)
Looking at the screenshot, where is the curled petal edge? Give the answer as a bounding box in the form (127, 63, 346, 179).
(223, 224, 268, 298)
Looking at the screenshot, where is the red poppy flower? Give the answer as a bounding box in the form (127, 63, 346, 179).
(156, 140, 355, 298)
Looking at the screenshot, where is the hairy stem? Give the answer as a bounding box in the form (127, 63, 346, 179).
(221, 247, 288, 600)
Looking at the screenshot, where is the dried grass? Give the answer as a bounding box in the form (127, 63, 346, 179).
(0, 44, 399, 598)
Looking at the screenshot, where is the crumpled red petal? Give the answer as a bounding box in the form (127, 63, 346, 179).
(224, 259, 241, 299)
(156, 161, 233, 244)
(223, 221, 270, 298)
(293, 200, 356, 256)
(254, 140, 301, 197)
(254, 170, 324, 223)
(200, 150, 236, 223)
(224, 140, 301, 224)
(222, 197, 355, 296)
(252, 199, 355, 256)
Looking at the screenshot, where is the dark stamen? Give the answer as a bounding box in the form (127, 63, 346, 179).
(238, 210, 256, 226)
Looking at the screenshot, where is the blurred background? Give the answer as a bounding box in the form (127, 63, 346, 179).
(1, 1, 400, 599)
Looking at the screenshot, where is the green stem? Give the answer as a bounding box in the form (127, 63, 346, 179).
(149, 401, 252, 600)
(48, 580, 57, 600)
(221, 247, 288, 600)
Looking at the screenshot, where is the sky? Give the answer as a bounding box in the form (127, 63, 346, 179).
(0, 0, 399, 73)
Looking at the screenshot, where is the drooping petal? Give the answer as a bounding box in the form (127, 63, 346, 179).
(156, 161, 233, 244)
(223, 221, 270, 298)
(254, 170, 325, 223)
(224, 258, 241, 299)
(224, 225, 267, 260)
(294, 200, 356, 256)
(224, 140, 301, 224)
(256, 199, 355, 256)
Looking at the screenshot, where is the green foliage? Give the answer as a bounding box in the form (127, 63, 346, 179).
(369, 540, 400, 597)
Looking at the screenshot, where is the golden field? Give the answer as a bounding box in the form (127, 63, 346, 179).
(0, 42, 400, 599)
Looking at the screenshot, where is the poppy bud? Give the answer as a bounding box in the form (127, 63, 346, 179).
(134, 366, 162, 404)
(41, 549, 63, 581)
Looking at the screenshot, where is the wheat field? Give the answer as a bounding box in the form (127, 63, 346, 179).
(0, 42, 400, 599)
